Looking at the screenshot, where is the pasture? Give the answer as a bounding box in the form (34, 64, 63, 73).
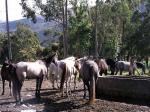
(0, 78, 150, 112)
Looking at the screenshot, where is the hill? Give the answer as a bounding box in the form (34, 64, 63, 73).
(0, 17, 62, 46)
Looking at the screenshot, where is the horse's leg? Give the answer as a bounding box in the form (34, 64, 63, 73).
(12, 79, 22, 105)
(84, 81, 90, 99)
(35, 78, 40, 98)
(74, 74, 77, 90)
(9, 81, 12, 96)
(115, 69, 118, 75)
(110, 68, 114, 75)
(120, 70, 123, 75)
(56, 78, 59, 89)
(38, 76, 44, 98)
(66, 79, 69, 96)
(104, 70, 107, 76)
(100, 71, 103, 76)
(1, 79, 5, 95)
(88, 73, 96, 105)
(12, 81, 18, 103)
(18, 81, 23, 104)
(83, 82, 86, 99)
(69, 76, 72, 95)
(52, 73, 55, 89)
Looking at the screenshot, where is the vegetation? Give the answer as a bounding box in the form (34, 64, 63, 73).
(0, 24, 41, 63)
(0, 0, 150, 62)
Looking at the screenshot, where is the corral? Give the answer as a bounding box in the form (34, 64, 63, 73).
(0, 77, 150, 112)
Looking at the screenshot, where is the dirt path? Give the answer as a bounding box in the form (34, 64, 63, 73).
(0, 79, 150, 112)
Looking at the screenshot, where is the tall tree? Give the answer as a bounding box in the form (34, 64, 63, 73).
(5, 0, 12, 60)
(20, 0, 68, 57)
(68, 0, 92, 56)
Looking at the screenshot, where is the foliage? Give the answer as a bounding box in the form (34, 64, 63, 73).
(68, 0, 92, 56)
(0, 33, 9, 63)
(0, 24, 41, 63)
(12, 24, 41, 61)
(12, 0, 150, 59)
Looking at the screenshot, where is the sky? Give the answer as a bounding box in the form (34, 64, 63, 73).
(0, 0, 23, 22)
(0, 0, 96, 22)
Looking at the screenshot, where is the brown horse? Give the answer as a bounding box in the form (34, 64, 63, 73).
(95, 58, 108, 76)
(75, 58, 99, 105)
(1, 62, 12, 95)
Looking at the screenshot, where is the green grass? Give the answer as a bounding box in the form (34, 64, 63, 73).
(107, 68, 150, 76)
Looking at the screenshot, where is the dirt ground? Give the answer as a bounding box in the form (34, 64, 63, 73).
(0, 79, 150, 112)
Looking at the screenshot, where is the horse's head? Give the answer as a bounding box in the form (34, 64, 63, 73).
(46, 53, 58, 66)
(75, 58, 84, 71)
(8, 64, 16, 78)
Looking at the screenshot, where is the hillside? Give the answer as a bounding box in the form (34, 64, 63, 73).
(0, 17, 62, 46)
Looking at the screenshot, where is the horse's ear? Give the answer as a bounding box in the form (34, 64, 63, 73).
(51, 52, 58, 58)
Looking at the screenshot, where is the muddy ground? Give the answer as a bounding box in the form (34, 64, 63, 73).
(0, 79, 150, 112)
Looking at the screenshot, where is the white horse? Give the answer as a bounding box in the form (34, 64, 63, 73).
(49, 56, 78, 96)
(49, 62, 60, 89)
(10, 54, 56, 105)
(115, 61, 137, 75)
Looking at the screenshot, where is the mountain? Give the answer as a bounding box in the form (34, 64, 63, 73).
(0, 16, 62, 45)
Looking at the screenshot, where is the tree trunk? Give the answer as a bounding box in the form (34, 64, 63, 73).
(5, 0, 12, 60)
(62, 0, 68, 58)
(94, 0, 99, 58)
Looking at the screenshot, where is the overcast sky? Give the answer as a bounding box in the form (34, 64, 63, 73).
(0, 0, 96, 22)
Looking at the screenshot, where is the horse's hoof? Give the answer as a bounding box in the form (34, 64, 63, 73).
(87, 100, 95, 105)
(35, 94, 41, 99)
(1, 93, 4, 95)
(15, 101, 21, 106)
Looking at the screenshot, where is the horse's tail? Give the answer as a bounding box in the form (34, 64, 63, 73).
(88, 66, 96, 105)
(9, 64, 22, 102)
(60, 63, 67, 92)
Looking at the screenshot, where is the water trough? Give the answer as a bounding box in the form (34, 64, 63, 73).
(96, 76, 150, 100)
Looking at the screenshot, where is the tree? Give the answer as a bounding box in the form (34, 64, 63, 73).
(68, 0, 92, 56)
(20, 0, 68, 57)
(0, 33, 9, 63)
(11, 24, 41, 61)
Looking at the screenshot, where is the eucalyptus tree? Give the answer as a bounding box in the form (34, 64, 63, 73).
(68, 0, 92, 56)
(20, 0, 68, 57)
(128, 0, 150, 56)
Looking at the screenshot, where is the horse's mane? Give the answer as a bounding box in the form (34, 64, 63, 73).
(77, 56, 88, 62)
(40, 53, 57, 64)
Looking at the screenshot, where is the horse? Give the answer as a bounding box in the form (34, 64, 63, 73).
(10, 53, 57, 104)
(115, 61, 137, 75)
(135, 62, 146, 75)
(75, 57, 99, 105)
(95, 58, 108, 76)
(53, 56, 78, 96)
(105, 58, 116, 75)
(49, 62, 59, 89)
(1, 62, 12, 95)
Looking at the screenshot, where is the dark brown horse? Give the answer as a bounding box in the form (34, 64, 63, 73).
(75, 58, 99, 105)
(1, 61, 12, 95)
